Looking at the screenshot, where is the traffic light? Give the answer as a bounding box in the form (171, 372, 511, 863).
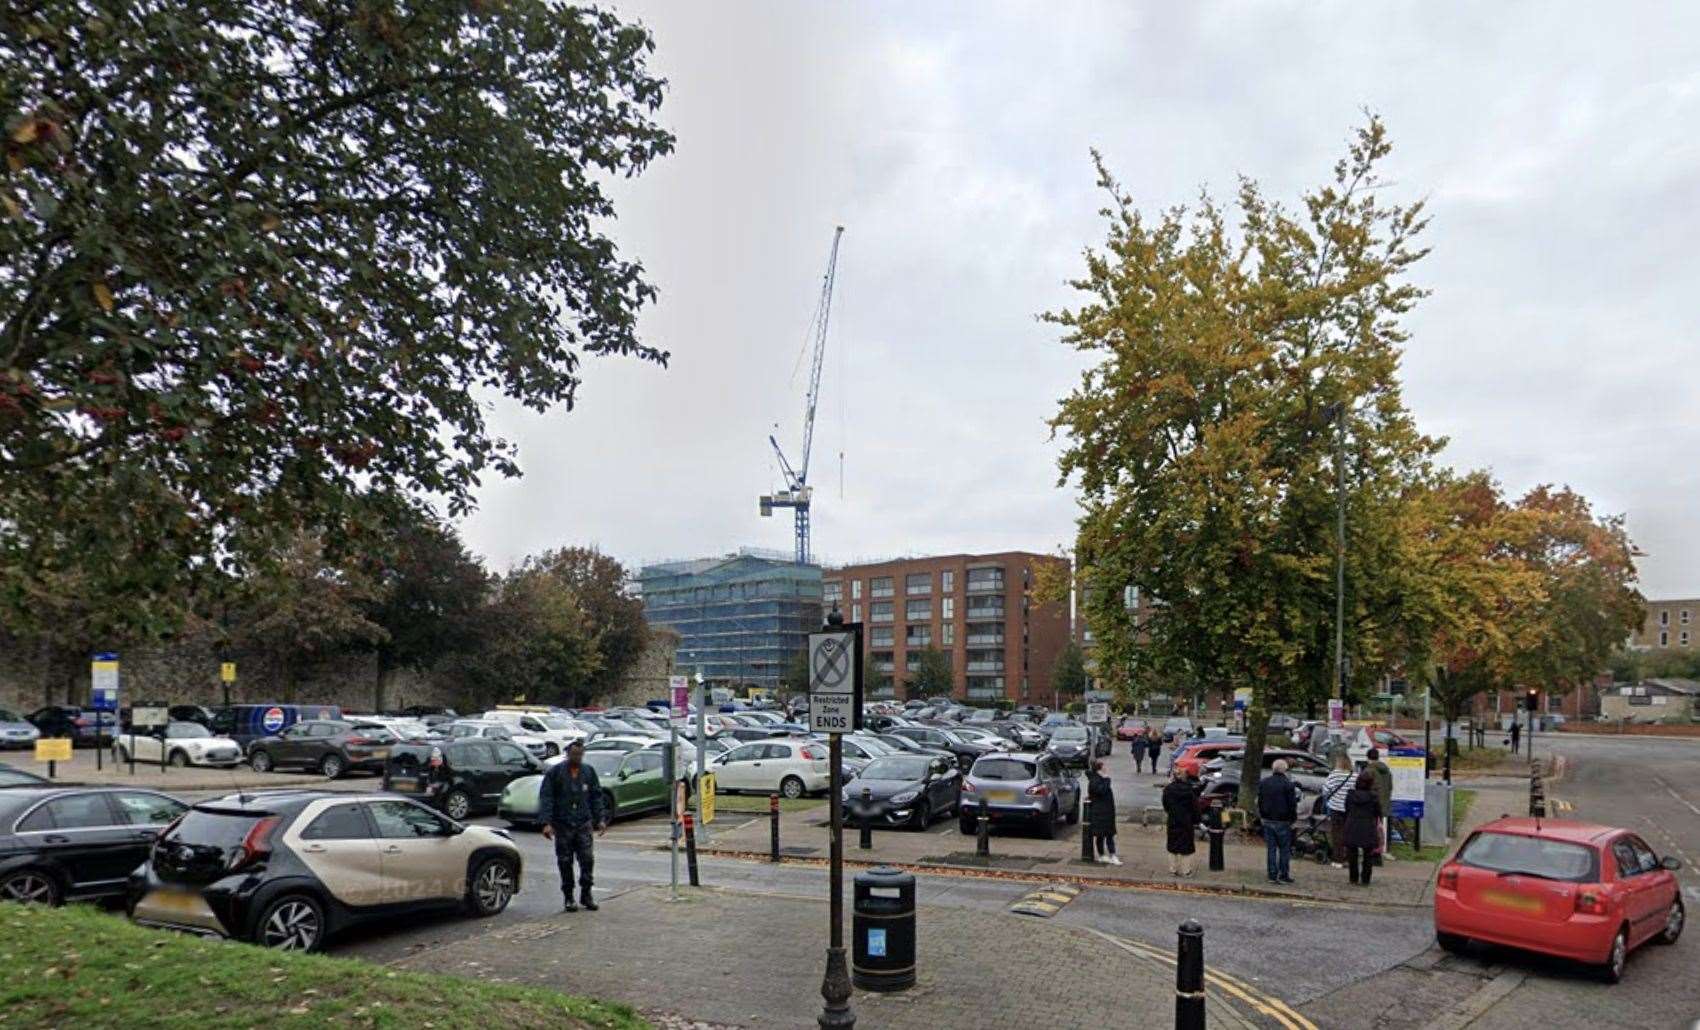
(1524, 689, 1539, 712)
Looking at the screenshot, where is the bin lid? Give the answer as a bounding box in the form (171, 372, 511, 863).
(855, 865, 915, 888)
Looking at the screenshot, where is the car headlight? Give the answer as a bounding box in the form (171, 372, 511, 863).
(890, 790, 919, 805)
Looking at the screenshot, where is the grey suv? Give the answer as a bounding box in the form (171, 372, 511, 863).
(246, 720, 397, 778)
(958, 751, 1081, 839)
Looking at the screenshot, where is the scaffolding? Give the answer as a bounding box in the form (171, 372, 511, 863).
(639, 553, 823, 691)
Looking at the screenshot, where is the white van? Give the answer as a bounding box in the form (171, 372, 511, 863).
(480, 708, 589, 755)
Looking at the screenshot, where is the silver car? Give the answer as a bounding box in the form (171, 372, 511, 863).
(957, 751, 1081, 840)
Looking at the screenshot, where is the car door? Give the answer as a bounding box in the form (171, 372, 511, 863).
(1622, 834, 1674, 945)
(366, 798, 468, 902)
(927, 758, 958, 810)
(621, 750, 668, 813)
(489, 743, 535, 804)
(16, 793, 138, 895)
(109, 790, 189, 876)
(271, 723, 312, 767)
(715, 744, 765, 791)
(1608, 836, 1660, 943)
(287, 800, 386, 907)
(456, 742, 501, 807)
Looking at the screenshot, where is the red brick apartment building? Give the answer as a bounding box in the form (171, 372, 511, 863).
(821, 552, 1071, 704)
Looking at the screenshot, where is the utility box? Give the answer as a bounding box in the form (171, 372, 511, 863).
(1422, 781, 1453, 842)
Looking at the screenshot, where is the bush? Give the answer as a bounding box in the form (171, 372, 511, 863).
(993, 698, 1015, 713)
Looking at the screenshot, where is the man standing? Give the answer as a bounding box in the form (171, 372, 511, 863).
(1508, 717, 1521, 755)
(1256, 758, 1300, 885)
(1366, 747, 1394, 865)
(1130, 727, 1149, 773)
(538, 741, 608, 912)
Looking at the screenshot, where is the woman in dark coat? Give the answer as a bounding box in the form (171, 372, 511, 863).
(1130, 729, 1149, 773)
(1342, 770, 1384, 886)
(1161, 768, 1199, 876)
(1146, 728, 1163, 777)
(1086, 759, 1122, 865)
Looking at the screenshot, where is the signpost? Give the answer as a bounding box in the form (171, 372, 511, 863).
(1327, 698, 1344, 729)
(666, 676, 688, 901)
(220, 661, 237, 708)
(1085, 701, 1109, 725)
(810, 609, 862, 1029)
(91, 653, 119, 772)
(1387, 746, 1427, 850)
(35, 737, 72, 778)
(693, 670, 711, 845)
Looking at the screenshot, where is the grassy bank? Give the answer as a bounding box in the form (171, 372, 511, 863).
(1389, 789, 1476, 862)
(0, 903, 648, 1029)
(710, 793, 825, 814)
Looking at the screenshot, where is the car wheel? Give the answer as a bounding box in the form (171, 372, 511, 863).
(1600, 927, 1628, 983)
(255, 894, 325, 953)
(249, 750, 273, 773)
(444, 789, 472, 822)
(466, 856, 518, 916)
(0, 869, 60, 906)
(1038, 803, 1058, 840)
(319, 753, 345, 779)
(545, 742, 559, 758)
(169, 749, 190, 768)
(1657, 898, 1684, 945)
(910, 800, 931, 831)
(602, 790, 619, 821)
(1436, 932, 1468, 955)
(780, 776, 806, 800)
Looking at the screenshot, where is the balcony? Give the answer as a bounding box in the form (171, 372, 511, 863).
(965, 579, 1004, 595)
(964, 607, 1005, 621)
(870, 612, 893, 624)
(966, 661, 1005, 673)
(965, 633, 1004, 646)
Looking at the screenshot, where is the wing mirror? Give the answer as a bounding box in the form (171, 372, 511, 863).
(617, 769, 630, 780)
(1662, 855, 1683, 871)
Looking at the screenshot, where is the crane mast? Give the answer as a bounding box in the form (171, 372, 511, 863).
(760, 226, 844, 565)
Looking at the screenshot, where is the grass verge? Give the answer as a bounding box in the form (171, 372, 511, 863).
(710, 794, 824, 814)
(0, 902, 648, 1030)
(1451, 787, 1477, 829)
(1441, 747, 1519, 775)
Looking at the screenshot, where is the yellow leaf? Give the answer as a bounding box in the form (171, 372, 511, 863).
(5, 154, 21, 173)
(92, 282, 114, 313)
(0, 193, 19, 220)
(261, 214, 281, 232)
(9, 120, 38, 145)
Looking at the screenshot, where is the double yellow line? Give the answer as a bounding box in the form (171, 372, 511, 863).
(1089, 930, 1318, 1030)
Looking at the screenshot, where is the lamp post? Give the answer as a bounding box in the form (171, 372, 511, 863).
(817, 605, 856, 1029)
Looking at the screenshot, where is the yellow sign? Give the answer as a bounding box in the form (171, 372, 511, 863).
(34, 738, 72, 763)
(700, 774, 716, 824)
(220, 662, 237, 683)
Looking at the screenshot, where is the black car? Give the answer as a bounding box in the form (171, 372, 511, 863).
(28, 705, 107, 746)
(1044, 725, 1094, 769)
(0, 787, 188, 904)
(0, 763, 50, 788)
(886, 725, 993, 770)
(129, 790, 522, 952)
(382, 741, 541, 821)
(246, 720, 397, 778)
(843, 754, 961, 830)
(872, 733, 956, 764)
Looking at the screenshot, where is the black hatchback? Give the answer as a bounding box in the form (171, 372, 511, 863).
(0, 787, 188, 905)
(382, 741, 542, 821)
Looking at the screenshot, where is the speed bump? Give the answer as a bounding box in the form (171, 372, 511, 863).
(1009, 883, 1082, 918)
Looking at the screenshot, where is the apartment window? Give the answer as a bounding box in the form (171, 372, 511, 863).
(1682, 631, 1691, 647)
(906, 625, 931, 647)
(966, 568, 1004, 593)
(941, 623, 954, 646)
(941, 570, 954, 593)
(1683, 610, 1692, 625)
(941, 597, 954, 621)
(906, 573, 930, 595)
(1659, 630, 1669, 647)
(870, 627, 894, 648)
(852, 580, 862, 600)
(870, 577, 894, 599)
(870, 602, 893, 623)
(1660, 610, 1670, 626)
(905, 599, 931, 621)
(852, 604, 861, 623)
(823, 581, 842, 604)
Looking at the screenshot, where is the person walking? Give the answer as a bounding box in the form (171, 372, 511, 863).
(1366, 747, 1394, 865)
(1087, 758, 1122, 865)
(538, 740, 608, 912)
(1256, 758, 1301, 885)
(1147, 728, 1163, 778)
(1321, 752, 1354, 869)
(1343, 770, 1383, 886)
(1508, 718, 1521, 755)
(1161, 767, 1199, 876)
(1130, 729, 1149, 773)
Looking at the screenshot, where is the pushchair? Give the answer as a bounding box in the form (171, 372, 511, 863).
(1292, 795, 1334, 864)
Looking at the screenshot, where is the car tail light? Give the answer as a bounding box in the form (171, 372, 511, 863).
(1438, 865, 1459, 890)
(1026, 783, 1051, 797)
(74, 717, 90, 727)
(229, 816, 279, 872)
(1575, 888, 1609, 915)
(802, 746, 827, 761)
(346, 736, 374, 746)
(961, 780, 977, 793)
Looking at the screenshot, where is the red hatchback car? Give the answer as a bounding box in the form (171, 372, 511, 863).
(1434, 818, 1685, 982)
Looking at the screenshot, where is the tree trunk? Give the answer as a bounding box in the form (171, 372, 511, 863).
(1235, 686, 1271, 817)
(375, 648, 396, 714)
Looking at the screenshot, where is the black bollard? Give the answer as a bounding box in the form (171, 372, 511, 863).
(860, 787, 874, 850)
(770, 793, 781, 863)
(977, 798, 991, 857)
(1080, 794, 1095, 862)
(1176, 920, 1205, 1030)
(1206, 807, 1225, 872)
(684, 813, 700, 887)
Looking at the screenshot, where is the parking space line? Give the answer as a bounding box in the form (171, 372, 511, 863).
(1653, 776, 1700, 818)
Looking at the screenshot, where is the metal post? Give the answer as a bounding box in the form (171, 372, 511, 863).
(694, 671, 710, 845)
(669, 722, 680, 902)
(684, 813, 700, 887)
(1081, 794, 1095, 862)
(1332, 402, 1346, 702)
(47, 760, 55, 779)
(1176, 920, 1206, 1030)
(770, 793, 782, 862)
(1206, 807, 1225, 872)
(977, 797, 991, 857)
(859, 787, 873, 850)
(95, 711, 103, 772)
(818, 731, 854, 1029)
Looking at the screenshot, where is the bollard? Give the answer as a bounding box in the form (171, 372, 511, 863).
(770, 793, 781, 863)
(684, 813, 700, 887)
(860, 787, 874, 850)
(1080, 795, 1095, 862)
(976, 798, 991, 857)
(1176, 920, 1206, 1030)
(1206, 807, 1225, 872)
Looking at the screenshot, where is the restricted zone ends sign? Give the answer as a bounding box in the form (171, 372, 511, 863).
(807, 627, 863, 734)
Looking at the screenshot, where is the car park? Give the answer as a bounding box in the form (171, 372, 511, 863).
(988, 719, 1046, 749)
(1044, 724, 1094, 769)
(246, 719, 397, 778)
(843, 754, 961, 830)
(1434, 818, 1684, 982)
(498, 749, 672, 828)
(0, 787, 188, 904)
(383, 739, 543, 820)
(1169, 738, 1246, 778)
(441, 719, 551, 760)
(886, 725, 993, 770)
(0, 708, 41, 751)
(958, 752, 1080, 839)
(210, 704, 344, 750)
(480, 709, 588, 756)
(840, 734, 897, 764)
(709, 739, 832, 798)
(1161, 716, 1195, 741)
(129, 791, 520, 952)
(113, 721, 244, 768)
(873, 732, 956, 764)
(1200, 748, 1331, 793)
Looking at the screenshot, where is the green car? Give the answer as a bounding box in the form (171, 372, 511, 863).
(499, 750, 671, 828)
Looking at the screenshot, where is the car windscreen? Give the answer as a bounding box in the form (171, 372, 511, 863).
(1050, 727, 1088, 741)
(165, 722, 211, 739)
(0, 770, 44, 787)
(538, 716, 574, 730)
(973, 758, 1036, 781)
(862, 757, 933, 781)
(1457, 831, 1598, 882)
(582, 753, 623, 775)
(0, 709, 20, 722)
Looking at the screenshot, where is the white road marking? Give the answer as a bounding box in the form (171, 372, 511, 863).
(1654, 776, 1700, 818)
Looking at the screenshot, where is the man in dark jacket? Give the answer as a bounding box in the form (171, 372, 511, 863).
(1256, 759, 1301, 884)
(538, 741, 608, 912)
(1366, 748, 1394, 865)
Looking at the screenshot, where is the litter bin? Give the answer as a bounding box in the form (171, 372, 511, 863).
(852, 866, 915, 992)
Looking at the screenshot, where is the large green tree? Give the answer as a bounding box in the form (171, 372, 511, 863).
(1050, 119, 1439, 812)
(1051, 640, 1088, 700)
(907, 646, 955, 698)
(0, 1, 673, 637)
(527, 547, 648, 701)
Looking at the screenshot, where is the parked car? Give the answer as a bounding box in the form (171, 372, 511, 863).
(958, 752, 1081, 839)
(0, 762, 50, 787)
(442, 719, 550, 760)
(988, 719, 1047, 750)
(886, 725, 993, 770)
(479, 709, 587, 756)
(843, 754, 961, 830)
(1434, 818, 1684, 982)
(210, 704, 344, 750)
(873, 732, 956, 764)
(1169, 739, 1247, 778)
(1200, 748, 1331, 794)
(1044, 724, 1095, 769)
(840, 734, 897, 764)
(398, 705, 459, 719)
(498, 749, 672, 828)
(0, 708, 41, 751)
(709, 739, 832, 798)
(1161, 717, 1195, 741)
(246, 719, 397, 778)
(0, 787, 188, 904)
(129, 791, 521, 952)
(113, 722, 244, 768)
(1115, 717, 1150, 741)
(27, 706, 106, 746)
(383, 739, 542, 820)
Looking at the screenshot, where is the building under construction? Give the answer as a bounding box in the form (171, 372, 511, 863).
(637, 548, 822, 691)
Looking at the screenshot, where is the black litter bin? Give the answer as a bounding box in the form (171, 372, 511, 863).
(852, 866, 915, 992)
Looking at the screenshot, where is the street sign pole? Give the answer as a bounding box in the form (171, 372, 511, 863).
(812, 607, 861, 1030)
(693, 669, 710, 844)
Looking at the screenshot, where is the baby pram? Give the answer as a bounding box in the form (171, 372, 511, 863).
(1292, 795, 1334, 864)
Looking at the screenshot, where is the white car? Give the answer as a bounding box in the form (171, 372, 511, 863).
(581, 735, 698, 781)
(444, 720, 551, 760)
(709, 738, 832, 798)
(114, 721, 244, 767)
(479, 710, 588, 756)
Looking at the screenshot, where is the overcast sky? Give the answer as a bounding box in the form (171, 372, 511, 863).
(460, 1, 1700, 599)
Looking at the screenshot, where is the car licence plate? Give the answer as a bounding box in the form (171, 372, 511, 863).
(987, 790, 1017, 803)
(390, 776, 419, 791)
(1481, 889, 1542, 914)
(370, 748, 389, 760)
